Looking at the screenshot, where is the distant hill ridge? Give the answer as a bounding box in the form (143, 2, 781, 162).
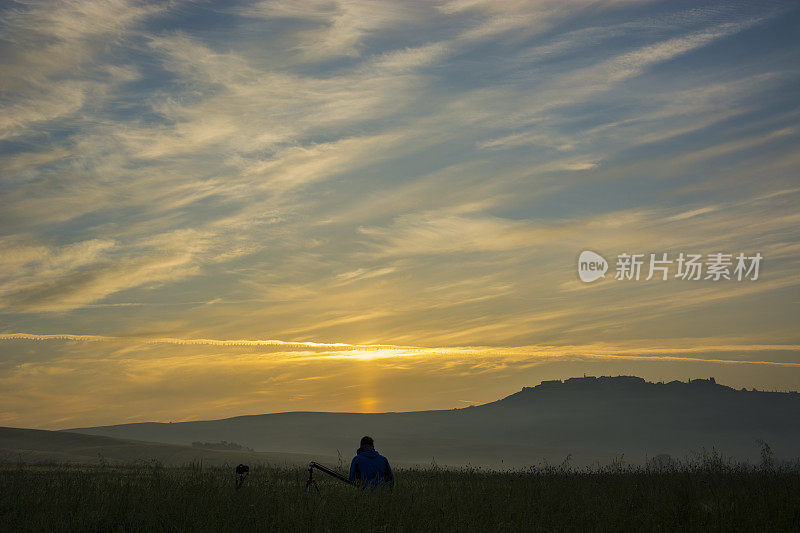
(506, 375, 798, 397)
(64, 376, 800, 468)
(0, 426, 331, 466)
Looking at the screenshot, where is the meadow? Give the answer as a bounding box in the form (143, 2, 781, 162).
(2, 452, 799, 532)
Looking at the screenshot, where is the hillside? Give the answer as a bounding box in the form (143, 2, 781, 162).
(0, 427, 332, 466)
(66, 376, 800, 468)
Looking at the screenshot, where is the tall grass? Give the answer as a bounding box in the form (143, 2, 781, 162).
(2, 452, 799, 531)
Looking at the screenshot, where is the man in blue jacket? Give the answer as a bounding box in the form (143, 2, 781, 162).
(349, 435, 394, 489)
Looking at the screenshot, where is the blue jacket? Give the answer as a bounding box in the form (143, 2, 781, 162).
(349, 445, 393, 489)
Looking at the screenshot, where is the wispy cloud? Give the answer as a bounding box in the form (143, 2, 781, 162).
(0, 0, 164, 137)
(0, 332, 397, 349)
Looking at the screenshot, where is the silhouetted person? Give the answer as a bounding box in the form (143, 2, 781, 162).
(349, 435, 393, 489)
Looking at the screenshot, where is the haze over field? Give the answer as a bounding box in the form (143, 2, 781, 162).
(1, 0, 799, 429)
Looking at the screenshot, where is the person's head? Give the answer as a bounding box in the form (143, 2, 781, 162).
(360, 435, 374, 447)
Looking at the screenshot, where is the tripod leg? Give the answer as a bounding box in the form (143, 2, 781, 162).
(305, 466, 321, 494)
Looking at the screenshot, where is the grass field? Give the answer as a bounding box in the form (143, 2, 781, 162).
(2, 453, 799, 532)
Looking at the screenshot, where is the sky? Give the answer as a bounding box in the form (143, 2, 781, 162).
(1, 0, 799, 429)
